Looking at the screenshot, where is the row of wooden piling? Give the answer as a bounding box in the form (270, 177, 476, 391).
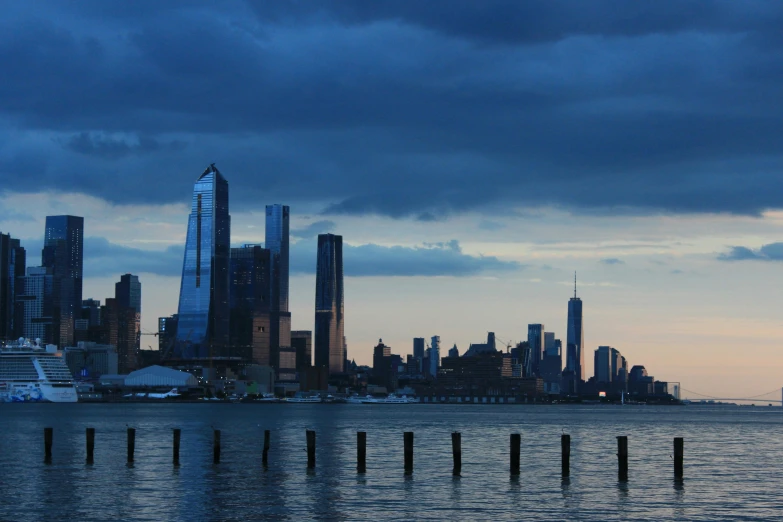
(41, 427, 685, 479)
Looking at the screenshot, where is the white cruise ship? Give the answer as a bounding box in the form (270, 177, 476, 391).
(0, 339, 78, 403)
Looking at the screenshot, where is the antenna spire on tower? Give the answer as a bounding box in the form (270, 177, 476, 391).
(574, 271, 577, 299)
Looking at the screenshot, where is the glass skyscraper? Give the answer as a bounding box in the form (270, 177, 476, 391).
(565, 279, 585, 383)
(527, 324, 545, 377)
(175, 164, 230, 359)
(314, 233, 344, 373)
(265, 205, 293, 378)
(265, 205, 290, 313)
(42, 215, 84, 347)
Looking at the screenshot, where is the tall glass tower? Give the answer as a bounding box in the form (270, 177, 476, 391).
(314, 233, 344, 373)
(42, 215, 84, 346)
(175, 164, 230, 359)
(265, 205, 289, 313)
(265, 205, 293, 377)
(565, 275, 584, 382)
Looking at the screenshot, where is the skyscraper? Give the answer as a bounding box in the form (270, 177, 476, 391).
(16, 267, 54, 342)
(594, 346, 612, 383)
(175, 164, 230, 359)
(42, 215, 84, 346)
(115, 274, 141, 364)
(229, 245, 271, 364)
(265, 205, 290, 313)
(430, 335, 441, 378)
(314, 233, 344, 373)
(104, 297, 137, 373)
(265, 205, 291, 375)
(0, 232, 25, 340)
(527, 324, 545, 377)
(565, 274, 585, 383)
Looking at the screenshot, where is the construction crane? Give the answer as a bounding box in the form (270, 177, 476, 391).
(493, 334, 513, 353)
(140, 330, 191, 361)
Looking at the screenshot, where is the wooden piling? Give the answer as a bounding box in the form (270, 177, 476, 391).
(306, 430, 316, 468)
(86, 428, 95, 464)
(674, 437, 684, 479)
(617, 436, 628, 481)
(561, 434, 570, 477)
(404, 431, 414, 475)
(173, 429, 181, 465)
(44, 427, 53, 463)
(451, 432, 462, 476)
(213, 430, 221, 464)
(510, 433, 521, 476)
(262, 430, 270, 466)
(127, 428, 136, 463)
(357, 431, 366, 473)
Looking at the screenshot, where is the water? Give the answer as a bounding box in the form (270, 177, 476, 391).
(1, 404, 781, 521)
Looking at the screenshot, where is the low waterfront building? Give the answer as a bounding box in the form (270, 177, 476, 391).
(124, 365, 198, 388)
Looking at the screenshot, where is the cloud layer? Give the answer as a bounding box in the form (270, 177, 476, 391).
(2, 1, 783, 218)
(718, 242, 783, 262)
(15, 235, 519, 279)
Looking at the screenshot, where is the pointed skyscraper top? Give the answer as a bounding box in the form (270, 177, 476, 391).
(574, 271, 577, 299)
(198, 163, 223, 181)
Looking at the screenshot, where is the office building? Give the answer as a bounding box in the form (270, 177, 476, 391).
(413, 337, 425, 372)
(594, 346, 613, 383)
(544, 332, 555, 352)
(265, 205, 291, 375)
(42, 215, 84, 347)
(527, 324, 545, 377)
(265, 205, 290, 313)
(15, 267, 54, 342)
(0, 232, 25, 339)
(540, 338, 562, 393)
(464, 331, 497, 357)
(115, 273, 141, 363)
(565, 275, 585, 384)
(291, 330, 312, 371)
(103, 297, 138, 374)
(229, 245, 272, 364)
(314, 234, 344, 373)
(430, 335, 441, 378)
(65, 342, 118, 379)
(448, 344, 459, 358)
(158, 314, 178, 354)
(81, 299, 101, 327)
(175, 164, 230, 359)
(372, 339, 395, 391)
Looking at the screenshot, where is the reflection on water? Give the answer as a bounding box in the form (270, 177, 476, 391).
(1, 404, 783, 521)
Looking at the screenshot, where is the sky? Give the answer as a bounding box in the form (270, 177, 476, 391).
(1, 1, 782, 402)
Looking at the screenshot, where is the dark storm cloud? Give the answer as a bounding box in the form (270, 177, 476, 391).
(290, 220, 335, 239)
(291, 239, 520, 277)
(83, 238, 184, 277)
(64, 133, 187, 159)
(718, 243, 783, 262)
(2, 1, 783, 217)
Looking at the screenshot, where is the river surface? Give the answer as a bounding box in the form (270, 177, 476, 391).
(0, 404, 781, 521)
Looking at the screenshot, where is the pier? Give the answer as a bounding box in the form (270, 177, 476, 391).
(41, 426, 686, 479)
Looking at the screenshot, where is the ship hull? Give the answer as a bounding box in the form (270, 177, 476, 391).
(0, 383, 78, 403)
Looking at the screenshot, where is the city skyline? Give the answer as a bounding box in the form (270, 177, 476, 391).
(2, 2, 783, 399)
